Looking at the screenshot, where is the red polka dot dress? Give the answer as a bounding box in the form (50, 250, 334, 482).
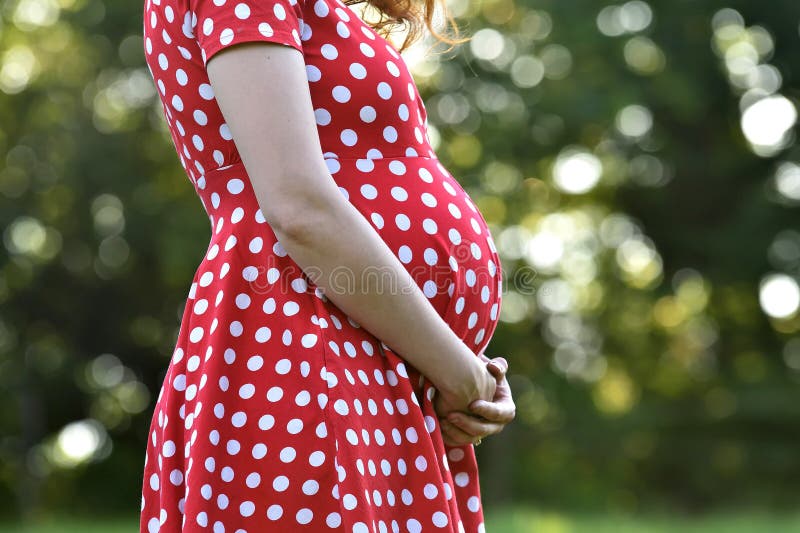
(140, 0, 503, 531)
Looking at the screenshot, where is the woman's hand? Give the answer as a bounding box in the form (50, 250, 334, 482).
(433, 354, 496, 417)
(436, 355, 516, 447)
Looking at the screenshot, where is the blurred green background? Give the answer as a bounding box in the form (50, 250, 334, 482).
(2, 0, 800, 530)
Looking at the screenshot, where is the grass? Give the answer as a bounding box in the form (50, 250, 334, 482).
(484, 507, 800, 533)
(3, 507, 800, 532)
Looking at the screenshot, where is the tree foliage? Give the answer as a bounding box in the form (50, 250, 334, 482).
(0, 0, 799, 520)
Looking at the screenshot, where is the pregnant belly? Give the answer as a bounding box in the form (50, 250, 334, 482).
(325, 155, 503, 356)
(194, 155, 503, 357)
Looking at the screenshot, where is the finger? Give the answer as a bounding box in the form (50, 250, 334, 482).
(442, 434, 458, 447)
(440, 419, 478, 446)
(468, 399, 515, 423)
(447, 412, 501, 437)
(471, 400, 515, 423)
(486, 363, 505, 380)
(484, 374, 512, 402)
(441, 425, 471, 447)
(488, 357, 508, 375)
(442, 432, 466, 448)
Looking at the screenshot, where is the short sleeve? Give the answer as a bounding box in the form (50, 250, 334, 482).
(190, 0, 305, 67)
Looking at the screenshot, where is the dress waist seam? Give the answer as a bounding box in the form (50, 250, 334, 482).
(202, 154, 438, 177)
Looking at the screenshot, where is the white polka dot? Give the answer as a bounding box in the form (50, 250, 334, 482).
(239, 384, 255, 399)
(162, 440, 176, 457)
(307, 64, 322, 82)
(239, 501, 255, 517)
(423, 248, 439, 265)
(275, 358, 292, 374)
(267, 387, 283, 402)
(423, 280, 438, 298)
(267, 504, 283, 520)
(423, 483, 438, 499)
(350, 62, 367, 78)
(423, 218, 438, 234)
(432, 511, 448, 527)
(227, 179, 244, 194)
(302, 479, 319, 495)
(234, 3, 250, 18)
(280, 446, 297, 462)
(198, 83, 214, 100)
(397, 245, 412, 263)
(467, 495, 480, 512)
(383, 126, 398, 142)
(219, 28, 234, 46)
(326, 512, 341, 527)
(391, 186, 408, 201)
(398, 103, 409, 120)
(360, 42, 375, 56)
(343, 493, 357, 510)
(386, 60, 401, 77)
(301, 333, 318, 347)
(273, 475, 289, 492)
(321, 43, 338, 59)
(283, 301, 300, 316)
(246, 472, 261, 488)
(332, 85, 351, 102)
(395, 214, 411, 231)
(255, 327, 271, 343)
(360, 106, 377, 122)
(314, 0, 329, 17)
(315, 108, 332, 125)
(296, 508, 313, 525)
(377, 82, 392, 99)
(259, 414, 275, 430)
(341, 129, 358, 146)
(389, 161, 406, 175)
(309, 451, 325, 466)
(231, 412, 246, 428)
(287, 418, 303, 434)
(361, 183, 378, 199)
(189, 327, 204, 343)
(258, 23, 275, 39)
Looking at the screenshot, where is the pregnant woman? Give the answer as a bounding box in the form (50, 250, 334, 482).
(140, 0, 515, 531)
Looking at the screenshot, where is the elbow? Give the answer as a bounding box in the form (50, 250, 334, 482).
(251, 168, 343, 246)
(264, 193, 333, 247)
(269, 209, 318, 246)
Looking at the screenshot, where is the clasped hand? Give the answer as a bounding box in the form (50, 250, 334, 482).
(433, 354, 516, 447)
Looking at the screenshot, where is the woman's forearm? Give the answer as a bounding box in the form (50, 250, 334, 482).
(259, 178, 487, 402)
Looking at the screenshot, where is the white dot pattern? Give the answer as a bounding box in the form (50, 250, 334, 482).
(140, 0, 502, 531)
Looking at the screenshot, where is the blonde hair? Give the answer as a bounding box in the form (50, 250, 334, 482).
(343, 0, 471, 54)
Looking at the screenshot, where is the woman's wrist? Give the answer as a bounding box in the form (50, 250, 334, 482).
(435, 348, 489, 404)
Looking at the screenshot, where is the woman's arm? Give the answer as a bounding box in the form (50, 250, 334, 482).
(205, 42, 495, 409)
